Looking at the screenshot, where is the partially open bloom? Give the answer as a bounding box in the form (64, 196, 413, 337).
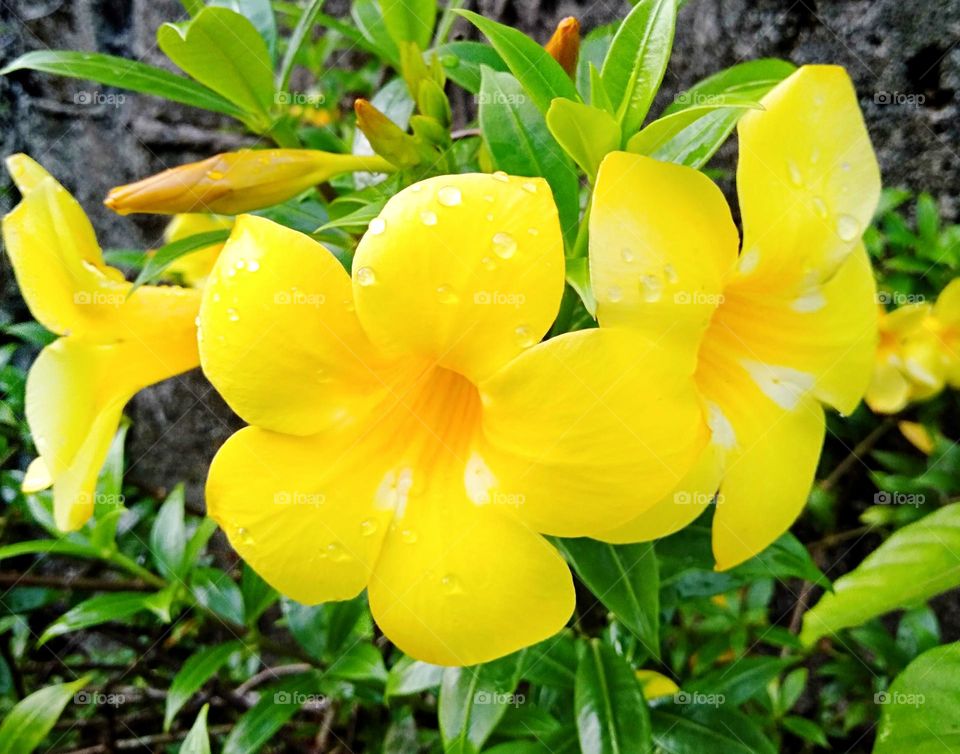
(163, 213, 235, 288)
(588, 66, 881, 569)
(105, 149, 394, 215)
(199, 174, 707, 665)
(2, 155, 201, 530)
(866, 279, 960, 412)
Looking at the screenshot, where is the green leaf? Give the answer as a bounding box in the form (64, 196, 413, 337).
(158, 7, 275, 125)
(801, 504, 960, 645)
(600, 0, 677, 136)
(184, 518, 218, 567)
(192, 567, 245, 625)
(522, 630, 578, 688)
(575, 640, 652, 754)
(651, 702, 777, 754)
(133, 229, 230, 289)
(180, 704, 212, 754)
(626, 100, 760, 168)
(664, 58, 796, 116)
(546, 98, 621, 179)
(439, 650, 526, 754)
(728, 532, 829, 588)
(241, 565, 277, 625)
(555, 539, 659, 657)
(327, 642, 387, 683)
(386, 655, 445, 697)
(875, 642, 960, 753)
(222, 671, 325, 754)
(351, 0, 400, 66)
(208, 0, 278, 62)
(150, 484, 187, 579)
(435, 41, 508, 94)
(577, 23, 619, 99)
(0, 676, 90, 754)
(0, 51, 246, 119)
(456, 10, 579, 114)
(0, 539, 99, 562)
(39, 592, 159, 645)
(283, 592, 371, 661)
(278, 0, 325, 91)
(379, 0, 436, 49)
(165, 641, 242, 731)
(782, 716, 829, 747)
(687, 656, 793, 706)
(478, 68, 579, 248)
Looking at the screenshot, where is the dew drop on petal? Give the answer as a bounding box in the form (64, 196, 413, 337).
(607, 285, 623, 303)
(212, 292, 221, 303)
(841, 161, 852, 172)
(436, 284, 459, 304)
(207, 170, 225, 180)
(246, 259, 260, 272)
(437, 186, 462, 206)
(226, 308, 239, 322)
(492, 231, 517, 259)
(528, 227, 539, 236)
(639, 275, 662, 302)
(621, 248, 635, 264)
(484, 194, 495, 202)
(420, 210, 438, 226)
(836, 214, 861, 242)
(235, 259, 246, 271)
(522, 181, 537, 193)
(812, 196, 829, 219)
(356, 266, 377, 286)
(480, 256, 497, 271)
(369, 217, 386, 235)
(360, 519, 378, 537)
(400, 529, 418, 544)
(787, 160, 803, 186)
(492, 171, 509, 183)
(441, 573, 464, 595)
(664, 263, 679, 284)
(515, 324, 536, 347)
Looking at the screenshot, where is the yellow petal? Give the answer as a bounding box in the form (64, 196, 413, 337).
(590, 152, 738, 363)
(480, 328, 708, 537)
(199, 215, 411, 436)
(635, 670, 680, 700)
(205, 426, 396, 604)
(865, 359, 912, 414)
(105, 150, 394, 215)
(898, 420, 935, 455)
(737, 65, 881, 288)
(934, 278, 960, 324)
(696, 347, 826, 570)
(352, 173, 566, 382)
(163, 213, 234, 288)
(709, 245, 877, 416)
(22, 457, 53, 493)
(27, 333, 198, 531)
(368, 490, 574, 666)
(596, 443, 723, 544)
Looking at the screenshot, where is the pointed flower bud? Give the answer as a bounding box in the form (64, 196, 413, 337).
(545, 16, 580, 79)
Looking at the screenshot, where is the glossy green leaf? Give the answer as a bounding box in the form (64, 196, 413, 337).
(875, 642, 960, 753)
(327, 642, 387, 683)
(435, 41, 508, 94)
(457, 10, 579, 114)
(0, 676, 90, 754)
(577, 23, 619, 99)
(150, 484, 187, 579)
(575, 640, 652, 754)
(651, 702, 777, 754)
(379, 0, 436, 49)
(522, 629, 578, 688)
(39, 592, 160, 645)
(180, 704, 212, 754)
(192, 567, 245, 625)
(165, 641, 243, 731)
(158, 7, 274, 124)
(352, 0, 400, 65)
(241, 565, 278, 625)
(546, 98, 621, 179)
(386, 655, 445, 697)
(600, 0, 677, 136)
(687, 656, 794, 706)
(664, 58, 796, 116)
(278, 0, 326, 90)
(133, 230, 230, 289)
(0, 539, 99, 562)
(555, 539, 659, 657)
(0, 51, 246, 119)
(801, 504, 960, 645)
(439, 650, 526, 754)
(283, 592, 371, 661)
(478, 67, 579, 248)
(208, 0, 277, 61)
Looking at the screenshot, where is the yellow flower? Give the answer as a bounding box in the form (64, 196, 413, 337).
(199, 174, 707, 665)
(163, 213, 235, 288)
(866, 303, 939, 412)
(2, 155, 201, 530)
(588, 65, 881, 570)
(104, 149, 394, 216)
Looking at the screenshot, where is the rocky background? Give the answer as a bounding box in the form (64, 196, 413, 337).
(1, 0, 958, 503)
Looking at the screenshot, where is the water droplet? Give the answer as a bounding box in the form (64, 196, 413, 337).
(436, 284, 459, 304)
(607, 285, 623, 302)
(836, 214, 860, 242)
(212, 292, 221, 303)
(621, 248, 635, 264)
(664, 263, 679, 284)
(235, 526, 254, 546)
(369, 217, 386, 235)
(787, 160, 803, 186)
(484, 194, 495, 203)
(515, 325, 536, 347)
(528, 227, 539, 236)
(812, 196, 828, 219)
(810, 147, 820, 164)
(356, 266, 376, 286)
(492, 171, 509, 183)
(437, 186, 462, 206)
(840, 161, 852, 172)
(400, 529, 418, 544)
(235, 259, 246, 271)
(521, 181, 537, 193)
(246, 259, 260, 272)
(640, 275, 662, 302)
(327, 542, 349, 561)
(492, 232, 517, 259)
(486, 213, 495, 222)
(411, 184, 423, 193)
(480, 256, 497, 271)
(360, 519, 378, 536)
(420, 210, 438, 226)
(441, 573, 464, 595)
(207, 170, 225, 180)
(226, 308, 239, 322)
(226, 268, 237, 278)
(194, 315, 201, 327)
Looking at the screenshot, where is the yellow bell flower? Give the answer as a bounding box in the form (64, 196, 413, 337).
(162, 213, 235, 288)
(104, 149, 394, 216)
(2, 155, 201, 530)
(198, 173, 708, 665)
(588, 65, 881, 570)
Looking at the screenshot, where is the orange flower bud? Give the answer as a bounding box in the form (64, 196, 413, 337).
(545, 17, 580, 79)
